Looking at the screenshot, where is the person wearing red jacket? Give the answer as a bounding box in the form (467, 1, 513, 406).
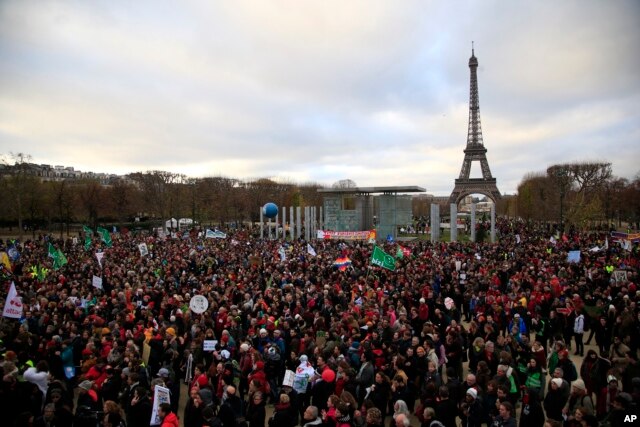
(158, 402, 179, 427)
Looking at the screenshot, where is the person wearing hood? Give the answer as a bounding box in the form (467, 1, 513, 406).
(183, 386, 205, 427)
(294, 354, 315, 413)
(265, 346, 283, 402)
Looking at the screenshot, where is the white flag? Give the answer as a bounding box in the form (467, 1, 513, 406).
(2, 282, 23, 319)
(138, 243, 149, 257)
(516, 234, 521, 244)
(278, 246, 286, 261)
(95, 252, 104, 268)
(92, 275, 103, 290)
(604, 237, 609, 250)
(307, 244, 317, 257)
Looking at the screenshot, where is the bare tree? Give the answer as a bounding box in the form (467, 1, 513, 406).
(1, 153, 34, 239)
(332, 179, 357, 189)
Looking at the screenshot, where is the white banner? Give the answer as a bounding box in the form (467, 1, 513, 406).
(206, 229, 227, 239)
(2, 282, 23, 319)
(92, 275, 103, 290)
(203, 340, 218, 352)
(150, 385, 171, 425)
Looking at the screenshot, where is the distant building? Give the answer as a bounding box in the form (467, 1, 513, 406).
(1, 162, 126, 186)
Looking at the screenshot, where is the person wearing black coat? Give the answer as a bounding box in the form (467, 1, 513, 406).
(184, 387, 205, 427)
(268, 394, 297, 427)
(247, 391, 267, 427)
(434, 386, 457, 427)
(219, 386, 245, 427)
(519, 388, 545, 427)
(126, 386, 153, 427)
(368, 373, 391, 419)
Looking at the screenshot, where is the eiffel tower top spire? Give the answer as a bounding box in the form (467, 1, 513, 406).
(466, 44, 483, 147)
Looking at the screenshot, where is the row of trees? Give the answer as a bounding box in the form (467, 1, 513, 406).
(1, 154, 325, 239)
(502, 162, 640, 230)
(2, 154, 638, 239)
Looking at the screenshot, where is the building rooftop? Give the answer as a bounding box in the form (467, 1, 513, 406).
(318, 186, 426, 194)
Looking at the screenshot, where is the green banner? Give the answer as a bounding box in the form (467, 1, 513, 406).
(371, 246, 396, 271)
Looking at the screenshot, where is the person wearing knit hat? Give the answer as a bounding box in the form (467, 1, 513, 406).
(571, 378, 586, 392)
(463, 387, 483, 427)
(564, 378, 594, 419)
(545, 376, 570, 422)
(166, 327, 176, 337)
(466, 388, 478, 399)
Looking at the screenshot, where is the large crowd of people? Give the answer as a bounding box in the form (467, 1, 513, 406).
(0, 218, 638, 427)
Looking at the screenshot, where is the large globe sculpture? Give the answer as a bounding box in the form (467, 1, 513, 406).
(262, 203, 278, 219)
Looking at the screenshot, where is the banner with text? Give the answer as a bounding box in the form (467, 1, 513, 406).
(317, 230, 376, 241)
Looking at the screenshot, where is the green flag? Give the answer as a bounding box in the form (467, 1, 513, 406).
(96, 227, 112, 247)
(47, 243, 68, 270)
(83, 226, 93, 250)
(396, 245, 403, 259)
(371, 246, 396, 271)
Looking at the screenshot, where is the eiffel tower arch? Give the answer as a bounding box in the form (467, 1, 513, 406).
(449, 47, 501, 206)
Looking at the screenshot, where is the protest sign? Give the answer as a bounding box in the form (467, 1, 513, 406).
(150, 385, 171, 425)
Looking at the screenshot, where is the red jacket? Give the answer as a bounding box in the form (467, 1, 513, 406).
(161, 412, 179, 427)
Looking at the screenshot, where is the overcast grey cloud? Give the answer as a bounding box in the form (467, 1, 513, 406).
(1, 0, 638, 195)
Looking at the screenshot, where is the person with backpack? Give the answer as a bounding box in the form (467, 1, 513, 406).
(562, 379, 594, 422)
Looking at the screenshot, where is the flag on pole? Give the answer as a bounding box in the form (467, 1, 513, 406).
(7, 242, 20, 262)
(370, 246, 396, 271)
(83, 225, 93, 250)
(278, 246, 286, 261)
(2, 282, 22, 319)
(333, 257, 352, 271)
(307, 244, 317, 257)
(0, 252, 11, 271)
(47, 243, 68, 270)
(29, 265, 49, 281)
(96, 227, 112, 247)
(395, 245, 411, 259)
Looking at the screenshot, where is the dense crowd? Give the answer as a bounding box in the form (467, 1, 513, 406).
(0, 219, 638, 427)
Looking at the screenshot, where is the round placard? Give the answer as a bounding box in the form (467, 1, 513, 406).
(189, 295, 209, 314)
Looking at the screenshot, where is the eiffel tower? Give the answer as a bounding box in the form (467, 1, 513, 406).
(449, 46, 501, 205)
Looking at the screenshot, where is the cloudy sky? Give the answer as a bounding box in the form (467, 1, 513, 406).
(1, 0, 638, 195)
